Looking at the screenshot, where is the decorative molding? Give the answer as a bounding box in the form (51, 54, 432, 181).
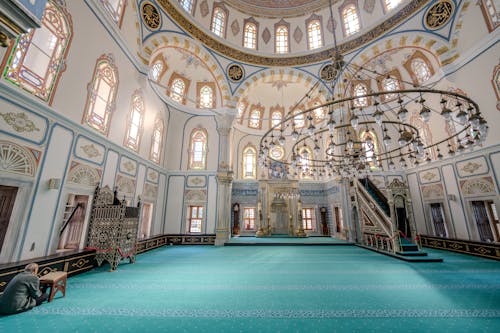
(116, 174, 136, 195)
(420, 235, 500, 261)
(421, 183, 444, 200)
(67, 162, 101, 187)
(0, 112, 40, 133)
(153, 0, 431, 66)
(0, 140, 37, 177)
(460, 176, 495, 197)
(419, 168, 440, 184)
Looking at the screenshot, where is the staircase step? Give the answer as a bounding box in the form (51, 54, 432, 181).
(396, 251, 428, 257)
(401, 245, 419, 252)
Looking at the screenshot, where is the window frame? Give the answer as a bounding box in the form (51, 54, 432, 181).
(479, 0, 499, 32)
(302, 207, 315, 230)
(82, 54, 119, 136)
(210, 4, 228, 38)
(242, 207, 257, 230)
(274, 20, 290, 54)
(243, 18, 259, 50)
(2, 0, 73, 105)
(149, 116, 165, 164)
(167, 72, 190, 105)
(242, 145, 257, 179)
(377, 69, 403, 102)
(188, 128, 208, 170)
(101, 0, 127, 27)
(248, 105, 264, 129)
(179, 0, 197, 15)
(306, 15, 324, 50)
(197, 82, 216, 109)
(339, 1, 361, 37)
(187, 205, 204, 233)
(123, 90, 145, 152)
(403, 50, 435, 86)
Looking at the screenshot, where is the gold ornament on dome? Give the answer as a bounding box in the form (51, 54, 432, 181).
(227, 64, 244, 82)
(320, 64, 338, 82)
(141, 2, 161, 31)
(425, 0, 454, 30)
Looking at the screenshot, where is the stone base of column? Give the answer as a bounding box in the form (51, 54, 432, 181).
(215, 229, 230, 246)
(296, 227, 307, 238)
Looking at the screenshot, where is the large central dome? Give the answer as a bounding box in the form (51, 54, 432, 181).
(224, 0, 337, 17)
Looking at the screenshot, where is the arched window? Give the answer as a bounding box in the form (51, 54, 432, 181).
(211, 7, 227, 37)
(360, 130, 379, 169)
(275, 25, 289, 54)
(237, 101, 246, 122)
(248, 108, 262, 129)
(294, 111, 305, 129)
(411, 58, 432, 85)
(150, 62, 163, 82)
(150, 117, 164, 164)
(189, 129, 207, 170)
(3, 0, 72, 104)
(493, 64, 500, 110)
(379, 71, 402, 101)
(298, 146, 313, 178)
(307, 20, 323, 50)
(124, 90, 145, 151)
(383, 0, 402, 11)
(101, 0, 126, 26)
(243, 22, 257, 49)
(341, 4, 360, 36)
(198, 84, 214, 108)
(270, 109, 283, 128)
(83, 54, 118, 135)
(179, 0, 195, 14)
(313, 103, 326, 122)
(171, 78, 186, 103)
(479, 0, 499, 32)
(353, 83, 369, 107)
(242, 146, 257, 179)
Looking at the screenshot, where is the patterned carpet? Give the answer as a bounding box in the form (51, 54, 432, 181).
(1, 245, 499, 332)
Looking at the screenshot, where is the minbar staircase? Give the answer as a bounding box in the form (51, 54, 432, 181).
(355, 178, 442, 262)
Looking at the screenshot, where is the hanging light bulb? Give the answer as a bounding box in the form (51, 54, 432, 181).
(468, 113, 481, 128)
(347, 139, 354, 150)
(278, 134, 286, 146)
(389, 159, 395, 170)
(398, 107, 408, 122)
(373, 109, 384, 126)
(419, 106, 431, 122)
(383, 134, 391, 147)
(291, 129, 299, 141)
(441, 106, 452, 121)
(314, 145, 320, 155)
(456, 109, 468, 125)
(269, 140, 276, 149)
(350, 114, 359, 129)
(307, 123, 316, 136)
(262, 146, 269, 154)
(327, 118, 336, 133)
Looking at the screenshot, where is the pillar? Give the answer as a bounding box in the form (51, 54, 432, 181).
(214, 109, 236, 246)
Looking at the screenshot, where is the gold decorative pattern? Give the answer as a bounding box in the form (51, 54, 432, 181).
(320, 64, 338, 82)
(461, 162, 481, 174)
(228, 64, 244, 82)
(71, 259, 89, 269)
(422, 171, 437, 181)
(425, 0, 454, 30)
(122, 161, 135, 173)
(152, 0, 431, 66)
(141, 2, 161, 31)
(0, 112, 40, 133)
(81, 144, 101, 158)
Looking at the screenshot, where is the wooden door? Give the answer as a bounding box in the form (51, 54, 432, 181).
(64, 195, 89, 249)
(0, 186, 18, 252)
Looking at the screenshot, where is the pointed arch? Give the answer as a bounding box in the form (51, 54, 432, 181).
(150, 116, 165, 164)
(188, 128, 208, 170)
(3, 0, 73, 104)
(242, 145, 257, 179)
(82, 54, 119, 135)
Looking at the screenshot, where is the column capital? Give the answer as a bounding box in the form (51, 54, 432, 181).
(214, 108, 236, 135)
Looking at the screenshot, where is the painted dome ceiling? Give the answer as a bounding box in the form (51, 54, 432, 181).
(223, 0, 337, 18)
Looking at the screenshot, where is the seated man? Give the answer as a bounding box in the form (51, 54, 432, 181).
(0, 263, 48, 315)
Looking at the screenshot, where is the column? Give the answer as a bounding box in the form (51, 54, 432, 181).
(214, 109, 236, 246)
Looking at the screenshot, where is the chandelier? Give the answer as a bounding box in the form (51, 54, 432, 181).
(258, 3, 488, 180)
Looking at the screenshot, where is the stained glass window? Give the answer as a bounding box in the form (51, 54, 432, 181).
(411, 58, 432, 85)
(242, 146, 257, 179)
(353, 83, 368, 107)
(124, 90, 145, 151)
(199, 85, 214, 108)
(211, 7, 226, 37)
(307, 20, 322, 50)
(342, 5, 360, 36)
(3, 0, 72, 104)
(188, 205, 203, 233)
(384, 0, 402, 11)
(150, 117, 164, 164)
(479, 0, 499, 31)
(244, 23, 257, 49)
(243, 207, 256, 230)
(101, 0, 126, 26)
(360, 130, 379, 169)
(302, 208, 314, 230)
(382, 76, 400, 100)
(248, 109, 262, 129)
(171, 78, 186, 103)
(189, 129, 207, 169)
(179, 0, 194, 14)
(150, 61, 164, 82)
(83, 54, 118, 135)
(294, 112, 305, 128)
(271, 110, 283, 127)
(275, 26, 289, 54)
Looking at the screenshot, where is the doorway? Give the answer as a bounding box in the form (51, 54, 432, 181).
(0, 185, 18, 253)
(471, 200, 498, 242)
(140, 203, 153, 239)
(58, 194, 90, 250)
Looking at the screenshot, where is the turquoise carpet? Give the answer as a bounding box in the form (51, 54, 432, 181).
(1, 246, 499, 332)
(225, 236, 351, 244)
